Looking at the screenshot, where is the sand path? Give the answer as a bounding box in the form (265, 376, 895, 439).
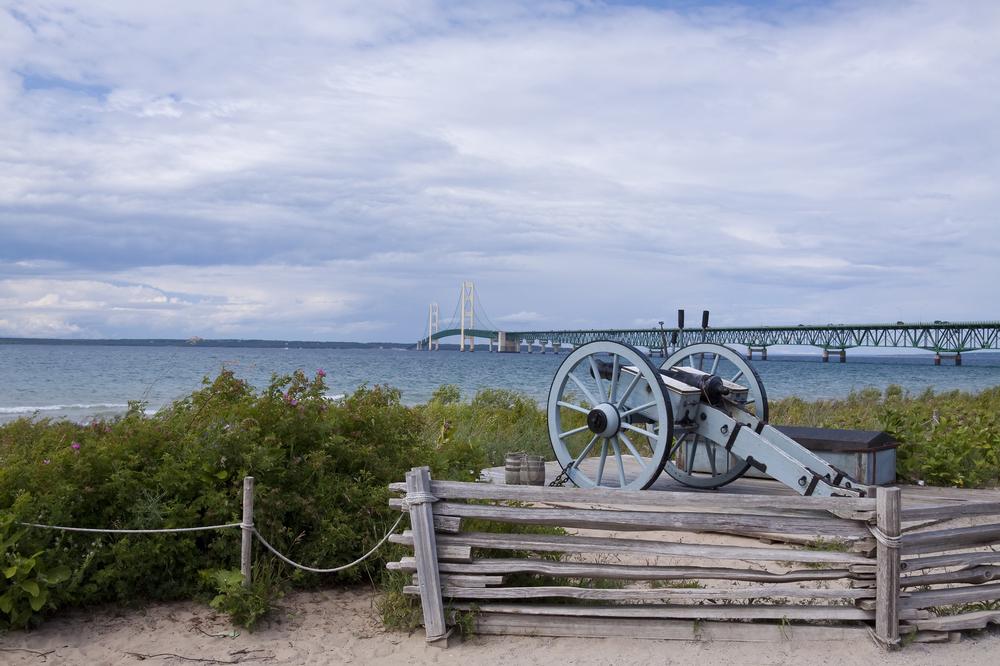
(2, 587, 999, 666)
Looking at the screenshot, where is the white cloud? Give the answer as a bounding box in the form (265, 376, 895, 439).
(1, 1, 998, 339)
(495, 311, 545, 324)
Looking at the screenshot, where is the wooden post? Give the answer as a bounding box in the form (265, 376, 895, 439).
(407, 466, 452, 646)
(875, 486, 901, 647)
(241, 476, 255, 588)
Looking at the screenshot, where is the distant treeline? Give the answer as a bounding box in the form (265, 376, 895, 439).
(0, 337, 422, 350)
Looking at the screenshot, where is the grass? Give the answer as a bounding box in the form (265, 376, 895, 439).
(650, 579, 704, 589)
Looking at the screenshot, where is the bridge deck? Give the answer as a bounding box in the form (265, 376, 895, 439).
(428, 321, 1000, 354)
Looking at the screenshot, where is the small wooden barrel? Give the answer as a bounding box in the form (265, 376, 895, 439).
(521, 454, 546, 486)
(505, 452, 526, 485)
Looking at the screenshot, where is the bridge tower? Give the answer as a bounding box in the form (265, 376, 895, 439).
(460, 281, 475, 351)
(426, 303, 440, 351)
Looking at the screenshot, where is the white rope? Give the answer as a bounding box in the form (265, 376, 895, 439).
(868, 524, 902, 549)
(252, 513, 405, 574)
(866, 625, 902, 649)
(399, 492, 438, 510)
(17, 521, 242, 534)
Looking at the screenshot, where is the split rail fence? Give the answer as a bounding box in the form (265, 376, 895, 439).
(388, 466, 1000, 647)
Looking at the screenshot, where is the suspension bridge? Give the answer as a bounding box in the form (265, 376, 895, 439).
(417, 282, 1000, 364)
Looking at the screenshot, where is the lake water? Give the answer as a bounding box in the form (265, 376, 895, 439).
(2, 343, 1000, 423)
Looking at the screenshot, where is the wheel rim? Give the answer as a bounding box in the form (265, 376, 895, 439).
(547, 340, 673, 490)
(659, 343, 769, 490)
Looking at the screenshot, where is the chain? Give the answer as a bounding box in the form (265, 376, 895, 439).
(548, 462, 574, 487)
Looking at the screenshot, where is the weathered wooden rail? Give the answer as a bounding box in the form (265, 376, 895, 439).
(388, 467, 1000, 647)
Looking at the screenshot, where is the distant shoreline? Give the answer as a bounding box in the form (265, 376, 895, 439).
(0, 337, 413, 350)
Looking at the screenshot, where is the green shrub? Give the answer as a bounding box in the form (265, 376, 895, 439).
(419, 387, 549, 469)
(200, 566, 281, 630)
(771, 385, 1000, 487)
(0, 513, 71, 628)
(0, 371, 484, 628)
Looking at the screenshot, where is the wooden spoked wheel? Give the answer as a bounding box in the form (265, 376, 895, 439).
(659, 343, 769, 489)
(547, 341, 674, 490)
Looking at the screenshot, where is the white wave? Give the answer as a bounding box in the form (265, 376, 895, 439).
(324, 394, 346, 402)
(0, 403, 129, 415)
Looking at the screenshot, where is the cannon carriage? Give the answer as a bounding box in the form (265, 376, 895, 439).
(547, 341, 867, 497)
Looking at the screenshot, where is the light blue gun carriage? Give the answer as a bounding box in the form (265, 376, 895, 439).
(547, 341, 867, 498)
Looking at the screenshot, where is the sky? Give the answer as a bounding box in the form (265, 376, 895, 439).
(1, 0, 998, 342)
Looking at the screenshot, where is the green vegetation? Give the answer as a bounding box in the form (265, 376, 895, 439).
(0, 370, 483, 630)
(1, 376, 998, 631)
(771, 385, 1000, 487)
(649, 579, 703, 589)
(421, 385, 548, 468)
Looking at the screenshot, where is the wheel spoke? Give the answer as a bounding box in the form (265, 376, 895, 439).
(595, 440, 609, 485)
(622, 422, 658, 439)
(611, 437, 627, 488)
(572, 434, 600, 467)
(731, 370, 744, 383)
(608, 355, 621, 403)
(557, 400, 590, 415)
(619, 432, 648, 469)
(559, 424, 590, 439)
(697, 352, 705, 371)
(710, 353, 720, 375)
(588, 356, 607, 402)
(619, 401, 656, 419)
(617, 371, 642, 406)
(707, 443, 718, 475)
(568, 372, 599, 407)
(668, 432, 688, 459)
(685, 436, 700, 474)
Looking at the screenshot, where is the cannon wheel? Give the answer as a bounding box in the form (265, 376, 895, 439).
(547, 341, 674, 490)
(659, 343, 769, 490)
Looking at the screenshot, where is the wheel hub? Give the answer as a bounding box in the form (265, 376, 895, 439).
(586, 403, 621, 438)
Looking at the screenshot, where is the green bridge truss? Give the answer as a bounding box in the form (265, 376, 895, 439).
(427, 321, 1000, 354)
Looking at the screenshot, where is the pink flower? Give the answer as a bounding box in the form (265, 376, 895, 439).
(289, 398, 299, 407)
(316, 368, 326, 378)
(43, 459, 50, 465)
(71, 441, 81, 451)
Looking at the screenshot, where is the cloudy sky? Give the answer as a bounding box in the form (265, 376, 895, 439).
(1, 0, 998, 342)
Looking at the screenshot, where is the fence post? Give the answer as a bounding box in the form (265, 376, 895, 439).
(407, 466, 451, 646)
(875, 486, 901, 647)
(241, 476, 255, 588)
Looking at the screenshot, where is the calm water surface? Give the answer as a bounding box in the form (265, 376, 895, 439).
(1, 344, 999, 423)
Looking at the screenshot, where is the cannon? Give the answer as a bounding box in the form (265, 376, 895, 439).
(546, 341, 866, 497)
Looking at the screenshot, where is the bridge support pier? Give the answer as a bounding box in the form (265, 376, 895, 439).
(748, 346, 767, 361)
(822, 349, 829, 363)
(934, 352, 962, 366)
(839, 349, 846, 363)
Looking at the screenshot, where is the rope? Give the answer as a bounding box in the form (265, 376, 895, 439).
(868, 524, 902, 549)
(17, 521, 242, 534)
(400, 492, 438, 509)
(866, 625, 902, 649)
(251, 513, 404, 574)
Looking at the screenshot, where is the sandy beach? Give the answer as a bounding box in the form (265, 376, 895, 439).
(0, 586, 998, 666)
